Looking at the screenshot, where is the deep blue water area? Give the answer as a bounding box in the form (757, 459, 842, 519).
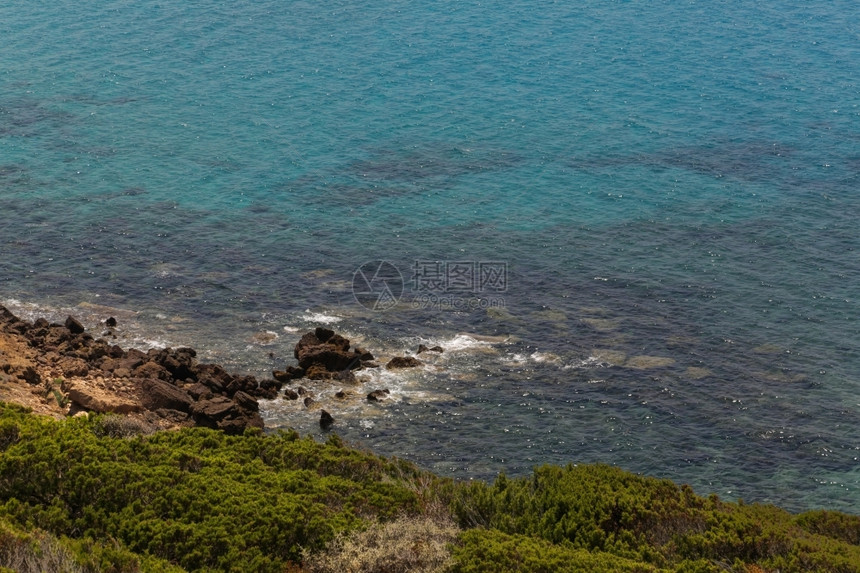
(1, 0, 858, 511)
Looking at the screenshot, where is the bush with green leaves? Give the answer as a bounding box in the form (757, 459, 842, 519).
(0, 402, 426, 572)
(452, 528, 664, 573)
(450, 464, 860, 572)
(0, 402, 858, 573)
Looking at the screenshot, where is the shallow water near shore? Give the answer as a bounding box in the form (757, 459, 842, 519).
(2, 0, 859, 512)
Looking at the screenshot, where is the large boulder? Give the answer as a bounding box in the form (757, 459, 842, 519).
(232, 390, 259, 412)
(292, 328, 364, 379)
(65, 316, 85, 335)
(191, 395, 263, 435)
(62, 379, 141, 414)
(151, 347, 198, 381)
(191, 396, 238, 421)
(134, 361, 172, 382)
(139, 378, 193, 412)
(217, 414, 264, 435)
(197, 363, 233, 393)
(294, 332, 323, 360)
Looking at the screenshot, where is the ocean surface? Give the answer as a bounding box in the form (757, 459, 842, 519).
(1, 0, 858, 512)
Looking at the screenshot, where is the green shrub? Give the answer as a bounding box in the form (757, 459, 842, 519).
(0, 403, 858, 573)
(0, 402, 425, 572)
(795, 510, 860, 546)
(450, 464, 860, 572)
(451, 528, 662, 573)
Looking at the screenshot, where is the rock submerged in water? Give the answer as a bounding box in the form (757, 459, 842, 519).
(386, 356, 422, 369)
(417, 344, 444, 354)
(250, 331, 279, 345)
(319, 409, 334, 429)
(367, 389, 390, 402)
(273, 366, 304, 382)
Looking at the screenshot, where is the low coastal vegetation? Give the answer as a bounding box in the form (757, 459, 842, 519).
(0, 403, 858, 572)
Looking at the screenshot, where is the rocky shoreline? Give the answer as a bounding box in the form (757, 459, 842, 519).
(0, 305, 427, 434)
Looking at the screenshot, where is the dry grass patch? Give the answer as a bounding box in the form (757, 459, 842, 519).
(303, 515, 459, 573)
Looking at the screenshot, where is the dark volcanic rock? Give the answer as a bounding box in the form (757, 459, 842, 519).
(293, 328, 361, 379)
(233, 390, 259, 412)
(319, 409, 334, 429)
(17, 365, 41, 385)
(140, 378, 193, 412)
(65, 316, 85, 335)
(417, 344, 444, 354)
(353, 347, 374, 361)
(273, 366, 304, 382)
(155, 408, 189, 424)
(386, 356, 422, 369)
(304, 364, 333, 380)
(283, 388, 299, 400)
(105, 317, 117, 328)
(100, 354, 145, 376)
(192, 396, 238, 421)
(153, 347, 197, 381)
(226, 374, 258, 397)
(326, 333, 350, 351)
(314, 327, 335, 342)
(294, 332, 323, 359)
(367, 389, 391, 402)
(186, 383, 214, 401)
(333, 369, 357, 384)
(134, 361, 171, 382)
(217, 414, 264, 435)
(297, 347, 358, 372)
(197, 363, 233, 393)
(250, 378, 281, 400)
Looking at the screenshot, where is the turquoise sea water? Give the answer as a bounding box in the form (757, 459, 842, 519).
(1, 1, 858, 512)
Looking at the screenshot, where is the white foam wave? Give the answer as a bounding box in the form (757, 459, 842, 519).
(300, 310, 342, 324)
(563, 356, 613, 370)
(530, 351, 561, 364)
(413, 333, 509, 354)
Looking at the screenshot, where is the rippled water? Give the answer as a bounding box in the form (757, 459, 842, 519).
(1, 0, 858, 512)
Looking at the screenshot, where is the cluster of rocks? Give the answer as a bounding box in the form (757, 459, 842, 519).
(0, 306, 443, 434)
(270, 326, 439, 428)
(272, 326, 376, 384)
(0, 306, 270, 434)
